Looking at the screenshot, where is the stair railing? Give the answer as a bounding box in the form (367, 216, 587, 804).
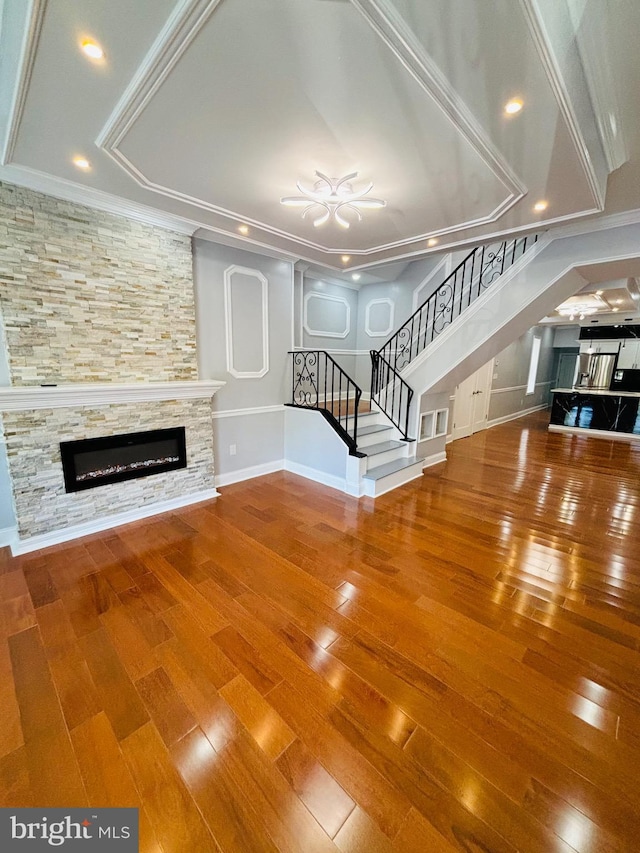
(370, 351, 413, 440)
(287, 350, 363, 454)
(378, 233, 540, 374)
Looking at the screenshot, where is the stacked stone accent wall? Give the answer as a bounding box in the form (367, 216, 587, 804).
(0, 181, 197, 385)
(2, 398, 214, 539)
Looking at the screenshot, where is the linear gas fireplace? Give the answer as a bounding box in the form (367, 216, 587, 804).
(60, 427, 187, 493)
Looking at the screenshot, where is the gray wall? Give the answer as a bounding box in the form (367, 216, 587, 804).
(553, 325, 580, 348)
(487, 325, 555, 423)
(193, 238, 293, 481)
(297, 253, 450, 394)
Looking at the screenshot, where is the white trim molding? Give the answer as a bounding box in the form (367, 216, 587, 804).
(303, 292, 351, 339)
(0, 380, 225, 411)
(421, 450, 447, 469)
(413, 255, 452, 311)
(365, 298, 395, 338)
(215, 460, 284, 487)
(549, 424, 640, 443)
(1, 0, 48, 165)
(518, 0, 606, 209)
(0, 526, 17, 548)
(487, 403, 548, 429)
(490, 380, 554, 394)
(223, 265, 269, 379)
(9, 488, 220, 555)
(93, 0, 533, 260)
(212, 404, 284, 420)
(293, 347, 368, 356)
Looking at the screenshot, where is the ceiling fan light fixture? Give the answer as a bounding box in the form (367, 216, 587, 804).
(281, 171, 385, 229)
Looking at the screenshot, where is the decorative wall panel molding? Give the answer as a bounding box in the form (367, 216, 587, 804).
(303, 292, 351, 339)
(224, 265, 269, 378)
(365, 297, 395, 337)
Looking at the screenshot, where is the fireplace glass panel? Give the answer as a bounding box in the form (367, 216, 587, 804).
(60, 427, 187, 492)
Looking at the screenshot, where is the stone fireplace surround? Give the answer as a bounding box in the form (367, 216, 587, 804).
(0, 380, 224, 555)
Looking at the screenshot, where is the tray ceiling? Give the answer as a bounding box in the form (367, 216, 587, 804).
(0, 0, 636, 271)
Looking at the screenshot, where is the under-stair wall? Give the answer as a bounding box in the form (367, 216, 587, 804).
(402, 219, 640, 407)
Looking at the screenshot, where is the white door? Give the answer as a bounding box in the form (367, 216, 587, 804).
(451, 360, 493, 441)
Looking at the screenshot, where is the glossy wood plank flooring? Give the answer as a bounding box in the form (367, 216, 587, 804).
(3, 410, 640, 851)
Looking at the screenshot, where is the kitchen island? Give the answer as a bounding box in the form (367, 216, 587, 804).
(549, 388, 640, 439)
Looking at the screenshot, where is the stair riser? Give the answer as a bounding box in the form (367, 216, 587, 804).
(365, 447, 409, 470)
(363, 463, 424, 497)
(357, 430, 396, 449)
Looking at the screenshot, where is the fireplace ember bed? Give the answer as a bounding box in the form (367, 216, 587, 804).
(60, 427, 187, 493)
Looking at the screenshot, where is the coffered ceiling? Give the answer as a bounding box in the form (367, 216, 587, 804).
(1, 0, 639, 272)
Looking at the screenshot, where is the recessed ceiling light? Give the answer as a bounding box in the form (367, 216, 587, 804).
(238, 225, 249, 235)
(73, 156, 91, 170)
(533, 200, 548, 212)
(595, 290, 603, 295)
(81, 40, 104, 61)
(428, 238, 439, 247)
(612, 307, 619, 312)
(341, 255, 350, 264)
(352, 273, 361, 281)
(505, 98, 523, 115)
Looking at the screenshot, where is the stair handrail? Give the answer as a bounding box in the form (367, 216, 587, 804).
(378, 233, 540, 374)
(370, 350, 414, 440)
(287, 350, 363, 454)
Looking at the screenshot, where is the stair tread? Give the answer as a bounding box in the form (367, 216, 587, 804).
(358, 424, 392, 437)
(363, 457, 424, 481)
(362, 440, 406, 456)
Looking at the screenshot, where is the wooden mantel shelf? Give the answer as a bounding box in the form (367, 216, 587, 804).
(0, 380, 226, 411)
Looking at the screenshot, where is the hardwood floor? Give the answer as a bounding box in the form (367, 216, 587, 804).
(2, 409, 640, 851)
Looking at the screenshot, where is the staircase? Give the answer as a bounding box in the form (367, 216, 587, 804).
(285, 351, 424, 497)
(285, 234, 544, 497)
(355, 407, 425, 497)
(286, 217, 640, 497)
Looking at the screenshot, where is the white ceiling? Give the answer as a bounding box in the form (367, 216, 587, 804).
(1, 0, 639, 273)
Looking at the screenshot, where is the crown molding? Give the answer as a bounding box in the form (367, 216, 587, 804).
(95, 0, 526, 257)
(0, 380, 225, 411)
(550, 207, 640, 240)
(519, 0, 606, 210)
(0, 163, 198, 234)
(350, 0, 527, 201)
(1, 0, 47, 165)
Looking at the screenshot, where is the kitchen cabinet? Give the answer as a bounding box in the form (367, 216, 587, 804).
(617, 340, 640, 369)
(579, 340, 620, 355)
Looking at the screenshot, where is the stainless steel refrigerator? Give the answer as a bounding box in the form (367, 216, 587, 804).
(578, 352, 617, 389)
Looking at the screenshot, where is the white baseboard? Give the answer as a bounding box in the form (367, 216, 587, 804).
(10, 489, 220, 556)
(283, 460, 348, 494)
(421, 451, 447, 469)
(487, 404, 548, 429)
(549, 425, 640, 442)
(215, 460, 284, 487)
(0, 526, 17, 548)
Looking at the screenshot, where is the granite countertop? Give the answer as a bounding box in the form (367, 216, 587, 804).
(552, 387, 640, 398)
